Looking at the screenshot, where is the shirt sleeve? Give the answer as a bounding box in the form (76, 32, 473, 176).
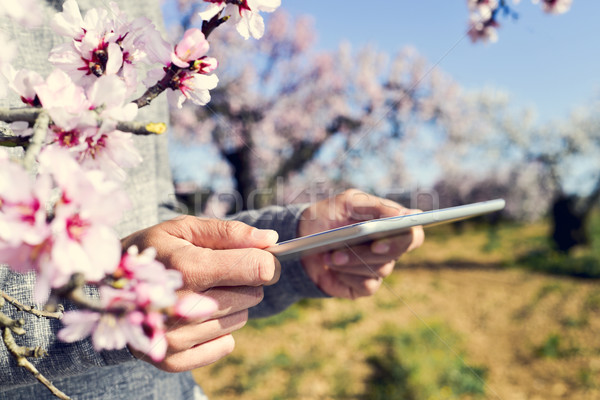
(228, 204, 330, 319)
(0, 268, 135, 389)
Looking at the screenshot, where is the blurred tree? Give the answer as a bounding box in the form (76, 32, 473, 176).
(434, 90, 600, 252)
(169, 9, 476, 212)
(529, 106, 600, 252)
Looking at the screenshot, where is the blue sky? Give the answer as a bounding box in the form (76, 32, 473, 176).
(282, 1, 599, 124)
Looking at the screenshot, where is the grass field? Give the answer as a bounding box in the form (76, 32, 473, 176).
(193, 215, 600, 400)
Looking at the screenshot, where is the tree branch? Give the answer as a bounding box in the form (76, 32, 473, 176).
(1, 291, 64, 320)
(23, 110, 50, 170)
(132, 65, 179, 109)
(201, 12, 230, 39)
(267, 115, 363, 188)
(0, 107, 167, 149)
(2, 327, 71, 400)
(51, 273, 103, 313)
(0, 295, 71, 399)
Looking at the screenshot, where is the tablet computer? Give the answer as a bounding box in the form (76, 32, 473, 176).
(267, 198, 505, 261)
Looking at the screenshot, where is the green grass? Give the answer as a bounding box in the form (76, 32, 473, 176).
(213, 349, 323, 398)
(514, 210, 600, 278)
(534, 333, 580, 359)
(363, 321, 487, 400)
(413, 209, 600, 279)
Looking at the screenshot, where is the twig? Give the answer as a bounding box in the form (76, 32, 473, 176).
(116, 120, 167, 135)
(0, 107, 167, 148)
(201, 12, 230, 39)
(132, 64, 179, 109)
(0, 107, 40, 123)
(1, 291, 64, 320)
(0, 311, 26, 336)
(23, 110, 50, 170)
(2, 327, 71, 400)
(52, 273, 103, 313)
(0, 132, 29, 147)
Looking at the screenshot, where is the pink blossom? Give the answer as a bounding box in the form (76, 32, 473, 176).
(468, 14, 499, 43)
(34, 69, 91, 124)
(58, 245, 215, 361)
(50, 0, 85, 38)
(172, 28, 210, 68)
(168, 71, 219, 108)
(0, 154, 52, 273)
(5, 68, 43, 106)
(49, 0, 170, 91)
(58, 309, 164, 359)
(193, 57, 218, 74)
(127, 311, 168, 362)
(174, 293, 218, 319)
(33, 71, 142, 179)
(0, 148, 128, 303)
(35, 148, 127, 292)
(115, 246, 182, 309)
(466, 0, 499, 20)
(198, 0, 281, 40)
(535, 0, 572, 14)
(142, 26, 219, 109)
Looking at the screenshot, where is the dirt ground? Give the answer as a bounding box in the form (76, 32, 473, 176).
(193, 221, 600, 399)
(193, 264, 600, 400)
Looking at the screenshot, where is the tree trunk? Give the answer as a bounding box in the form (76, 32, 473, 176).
(550, 194, 590, 253)
(224, 147, 256, 213)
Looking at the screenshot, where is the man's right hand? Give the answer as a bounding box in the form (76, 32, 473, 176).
(121, 216, 281, 372)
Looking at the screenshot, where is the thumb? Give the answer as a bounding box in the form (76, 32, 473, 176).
(162, 216, 279, 249)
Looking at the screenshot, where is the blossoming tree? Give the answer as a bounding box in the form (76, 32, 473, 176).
(168, 0, 574, 215)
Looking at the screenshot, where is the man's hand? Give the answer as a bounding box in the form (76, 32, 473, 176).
(299, 189, 424, 299)
(121, 216, 280, 372)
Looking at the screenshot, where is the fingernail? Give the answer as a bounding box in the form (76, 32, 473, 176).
(332, 251, 349, 266)
(252, 229, 279, 243)
(372, 240, 391, 254)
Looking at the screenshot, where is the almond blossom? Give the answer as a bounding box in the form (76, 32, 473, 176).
(145, 28, 219, 108)
(8, 68, 143, 180)
(168, 71, 219, 108)
(466, 0, 573, 43)
(35, 148, 128, 300)
(48, 0, 170, 93)
(0, 153, 52, 275)
(0, 147, 129, 303)
(171, 28, 211, 68)
(535, 0, 573, 14)
(58, 246, 218, 361)
(198, 0, 281, 40)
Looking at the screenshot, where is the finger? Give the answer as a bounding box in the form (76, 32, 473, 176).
(326, 259, 395, 279)
(323, 231, 416, 269)
(171, 286, 264, 327)
(334, 271, 383, 299)
(172, 246, 281, 291)
(407, 225, 425, 252)
(165, 310, 249, 354)
(340, 189, 411, 221)
(161, 216, 279, 250)
(149, 334, 237, 373)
